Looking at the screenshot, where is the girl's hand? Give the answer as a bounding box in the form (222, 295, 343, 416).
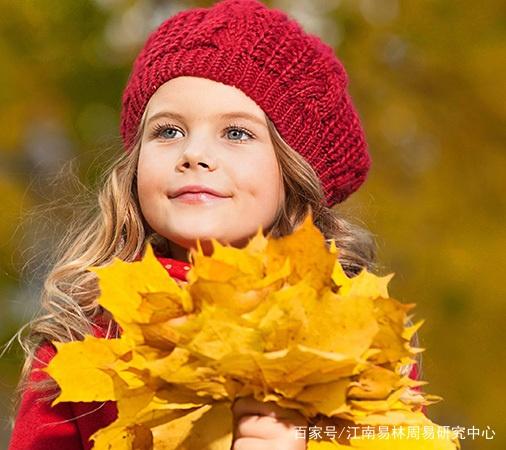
(231, 396, 308, 450)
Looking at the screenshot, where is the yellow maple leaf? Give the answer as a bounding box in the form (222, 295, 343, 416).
(46, 336, 133, 404)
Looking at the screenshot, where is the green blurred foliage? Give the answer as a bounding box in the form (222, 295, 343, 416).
(0, 0, 504, 448)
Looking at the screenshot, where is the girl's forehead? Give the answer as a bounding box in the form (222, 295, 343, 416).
(145, 76, 266, 122)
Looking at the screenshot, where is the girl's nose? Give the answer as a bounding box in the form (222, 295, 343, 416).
(176, 140, 217, 172)
(178, 159, 215, 171)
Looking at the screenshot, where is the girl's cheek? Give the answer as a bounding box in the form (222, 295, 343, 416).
(235, 156, 278, 189)
(139, 149, 173, 186)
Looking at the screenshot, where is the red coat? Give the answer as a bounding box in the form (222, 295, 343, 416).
(9, 255, 423, 449)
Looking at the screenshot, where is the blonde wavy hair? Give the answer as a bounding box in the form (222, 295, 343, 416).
(12, 111, 418, 404)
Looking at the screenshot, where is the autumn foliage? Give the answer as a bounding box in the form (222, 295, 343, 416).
(45, 211, 460, 449)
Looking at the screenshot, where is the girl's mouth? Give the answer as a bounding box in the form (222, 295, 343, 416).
(171, 192, 231, 204)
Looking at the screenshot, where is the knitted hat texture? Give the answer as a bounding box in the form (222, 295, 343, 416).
(120, 0, 371, 206)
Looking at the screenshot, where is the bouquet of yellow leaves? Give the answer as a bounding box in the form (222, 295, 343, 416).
(45, 211, 461, 449)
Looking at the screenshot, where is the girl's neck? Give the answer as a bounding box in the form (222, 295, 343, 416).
(167, 239, 221, 262)
(167, 240, 191, 263)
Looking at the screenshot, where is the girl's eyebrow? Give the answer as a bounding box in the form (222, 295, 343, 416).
(146, 110, 266, 127)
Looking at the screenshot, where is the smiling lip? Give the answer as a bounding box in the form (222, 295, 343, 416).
(173, 192, 230, 204)
(170, 185, 231, 204)
(171, 185, 228, 198)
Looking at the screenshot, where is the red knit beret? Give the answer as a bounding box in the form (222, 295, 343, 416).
(120, 0, 371, 206)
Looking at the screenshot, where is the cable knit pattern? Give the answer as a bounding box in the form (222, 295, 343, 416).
(120, 0, 371, 206)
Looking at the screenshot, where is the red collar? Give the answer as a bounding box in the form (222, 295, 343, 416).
(155, 255, 192, 281)
(132, 247, 192, 282)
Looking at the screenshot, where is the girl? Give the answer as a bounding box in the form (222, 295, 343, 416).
(9, 0, 420, 448)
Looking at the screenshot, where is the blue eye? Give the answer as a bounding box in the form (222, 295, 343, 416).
(224, 125, 254, 142)
(149, 122, 255, 142)
(150, 123, 183, 140)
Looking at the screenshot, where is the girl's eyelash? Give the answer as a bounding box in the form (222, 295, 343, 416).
(223, 123, 255, 140)
(149, 122, 255, 140)
(150, 122, 179, 139)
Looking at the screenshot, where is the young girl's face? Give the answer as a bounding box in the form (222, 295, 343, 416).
(137, 76, 284, 259)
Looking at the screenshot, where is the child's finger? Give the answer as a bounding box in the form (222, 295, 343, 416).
(232, 437, 273, 450)
(232, 396, 306, 422)
(235, 414, 284, 439)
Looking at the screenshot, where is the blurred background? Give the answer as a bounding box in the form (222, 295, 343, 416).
(0, 0, 504, 448)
